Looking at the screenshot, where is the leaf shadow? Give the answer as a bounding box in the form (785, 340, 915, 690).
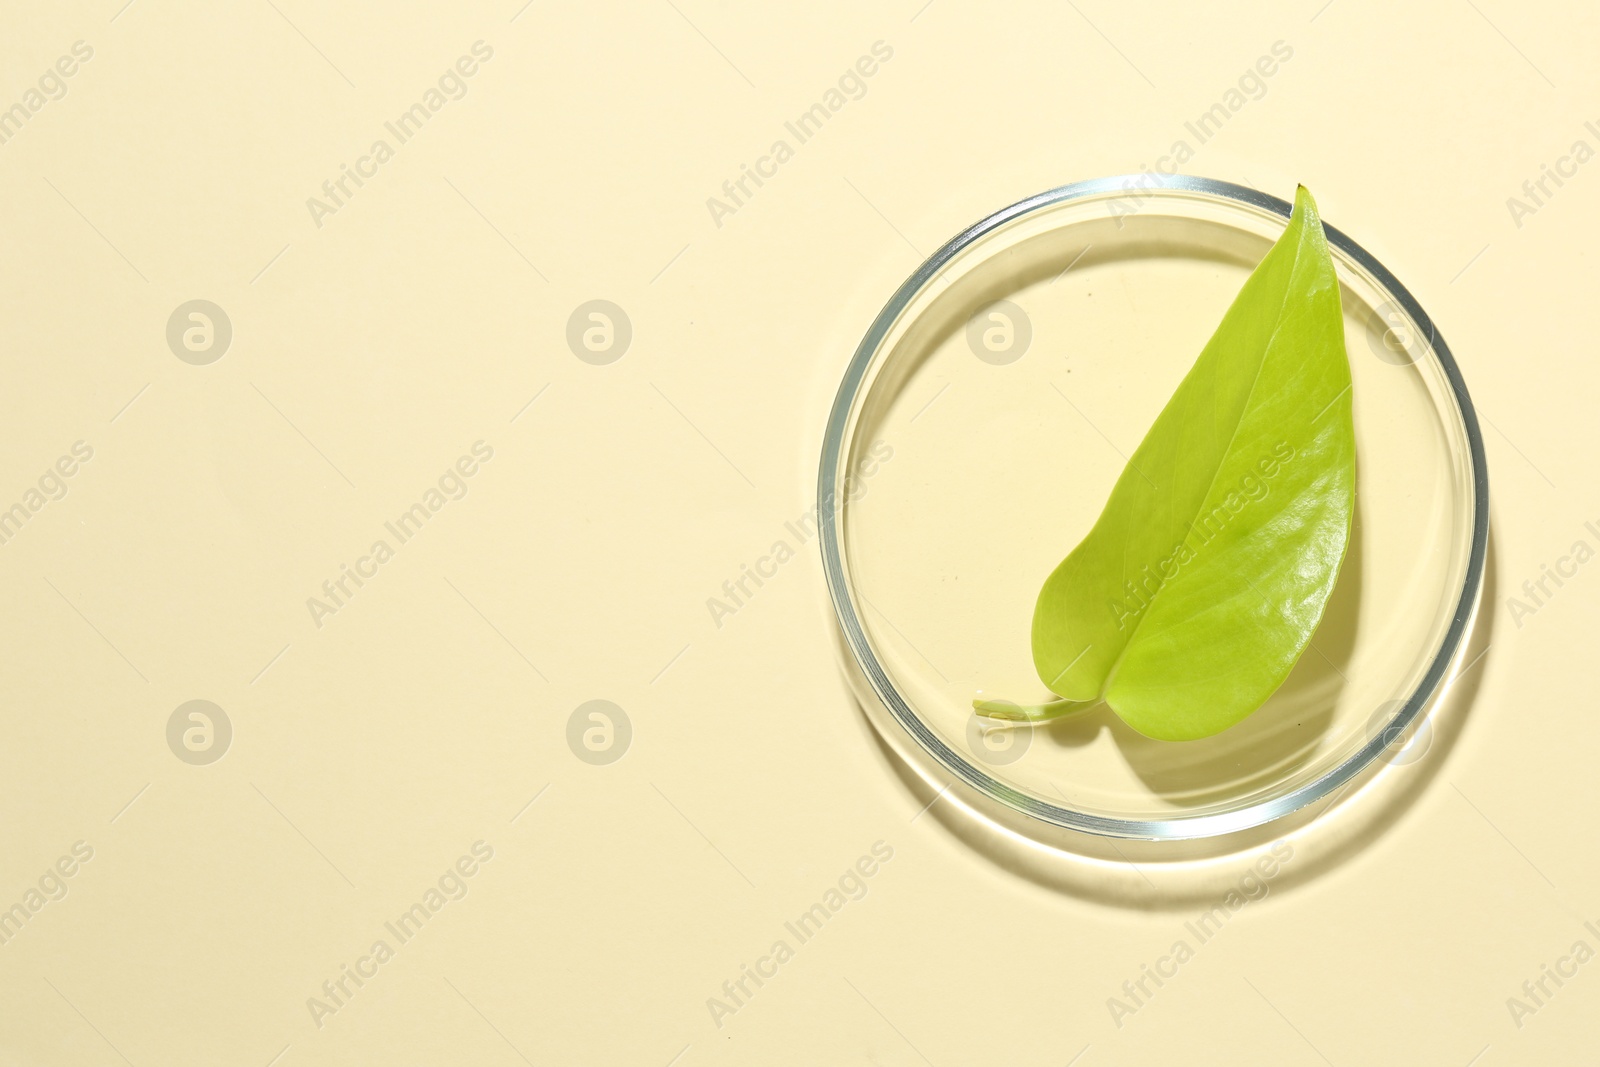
(1039, 500, 1364, 802)
(844, 525, 1495, 909)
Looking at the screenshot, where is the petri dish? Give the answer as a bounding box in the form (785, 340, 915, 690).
(819, 175, 1487, 844)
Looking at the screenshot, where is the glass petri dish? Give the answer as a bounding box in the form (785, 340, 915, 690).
(819, 175, 1487, 844)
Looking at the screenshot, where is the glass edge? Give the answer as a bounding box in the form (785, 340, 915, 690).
(817, 173, 1491, 842)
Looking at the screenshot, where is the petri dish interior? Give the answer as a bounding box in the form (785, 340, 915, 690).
(820, 176, 1487, 843)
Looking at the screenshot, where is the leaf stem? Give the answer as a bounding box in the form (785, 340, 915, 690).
(971, 696, 1099, 722)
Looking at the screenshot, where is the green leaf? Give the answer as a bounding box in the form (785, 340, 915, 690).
(1010, 185, 1355, 742)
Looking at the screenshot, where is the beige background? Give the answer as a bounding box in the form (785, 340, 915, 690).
(0, 0, 1594, 1063)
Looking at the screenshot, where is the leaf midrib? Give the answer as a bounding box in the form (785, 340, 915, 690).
(1068, 227, 1306, 699)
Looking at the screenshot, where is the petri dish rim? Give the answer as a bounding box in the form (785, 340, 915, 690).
(817, 174, 1489, 842)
